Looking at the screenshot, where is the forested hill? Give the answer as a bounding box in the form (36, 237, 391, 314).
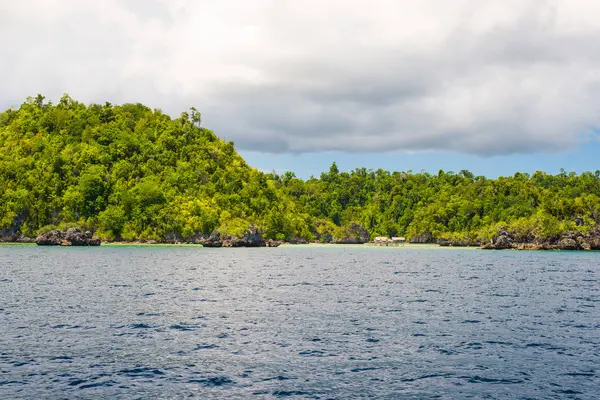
(2, 95, 600, 244)
(0, 95, 314, 242)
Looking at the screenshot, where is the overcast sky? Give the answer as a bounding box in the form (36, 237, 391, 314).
(1, 0, 599, 175)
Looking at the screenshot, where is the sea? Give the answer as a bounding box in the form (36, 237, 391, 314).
(0, 245, 598, 399)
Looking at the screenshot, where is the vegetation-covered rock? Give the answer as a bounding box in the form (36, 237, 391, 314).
(334, 222, 370, 244)
(221, 225, 266, 247)
(409, 231, 434, 244)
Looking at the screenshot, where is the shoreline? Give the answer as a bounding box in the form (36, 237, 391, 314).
(2, 241, 598, 251)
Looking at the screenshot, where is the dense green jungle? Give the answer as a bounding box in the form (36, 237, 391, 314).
(2, 95, 600, 248)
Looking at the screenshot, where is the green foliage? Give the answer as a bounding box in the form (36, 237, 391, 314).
(1, 95, 599, 243)
(0, 95, 297, 241)
(274, 163, 600, 242)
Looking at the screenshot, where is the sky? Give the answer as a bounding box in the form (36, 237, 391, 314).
(1, 0, 599, 178)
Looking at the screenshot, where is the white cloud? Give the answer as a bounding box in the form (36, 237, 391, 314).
(1, 0, 600, 155)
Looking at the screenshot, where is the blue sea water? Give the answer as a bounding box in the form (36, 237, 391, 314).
(0, 245, 598, 399)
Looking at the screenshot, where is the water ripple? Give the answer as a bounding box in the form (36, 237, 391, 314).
(0, 246, 598, 399)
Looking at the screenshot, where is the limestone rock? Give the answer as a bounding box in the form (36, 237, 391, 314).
(437, 238, 452, 247)
(36, 228, 100, 246)
(35, 230, 63, 246)
(481, 230, 514, 250)
(409, 231, 434, 244)
(200, 231, 222, 247)
(557, 237, 578, 250)
(288, 236, 308, 244)
(333, 223, 370, 244)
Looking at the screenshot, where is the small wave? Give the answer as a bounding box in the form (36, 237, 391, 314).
(281, 282, 313, 287)
(553, 389, 583, 395)
(485, 340, 513, 346)
(79, 380, 118, 389)
(115, 323, 155, 329)
(50, 356, 74, 361)
(119, 367, 165, 377)
(350, 367, 379, 373)
(400, 373, 452, 382)
(11, 358, 36, 367)
(50, 324, 80, 329)
(0, 380, 25, 386)
(194, 344, 219, 350)
(298, 350, 326, 357)
(272, 390, 316, 398)
(525, 343, 566, 351)
(561, 371, 595, 377)
(437, 348, 458, 355)
(188, 376, 233, 387)
(170, 323, 200, 331)
(573, 296, 599, 302)
(261, 375, 293, 381)
(465, 376, 523, 384)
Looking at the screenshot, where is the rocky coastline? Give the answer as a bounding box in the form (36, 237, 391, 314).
(196, 226, 282, 248)
(3, 223, 600, 250)
(479, 229, 600, 251)
(435, 228, 600, 250)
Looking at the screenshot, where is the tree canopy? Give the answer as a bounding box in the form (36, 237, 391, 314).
(1, 95, 599, 243)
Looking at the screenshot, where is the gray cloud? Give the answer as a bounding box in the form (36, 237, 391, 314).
(1, 0, 600, 155)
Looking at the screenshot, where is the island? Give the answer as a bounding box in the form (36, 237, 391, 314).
(1, 95, 599, 250)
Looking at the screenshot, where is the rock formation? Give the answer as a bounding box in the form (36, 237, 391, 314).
(266, 239, 283, 247)
(334, 222, 370, 244)
(35, 228, 101, 246)
(437, 237, 480, 247)
(199, 231, 222, 247)
(481, 228, 600, 250)
(199, 225, 268, 247)
(409, 231, 434, 244)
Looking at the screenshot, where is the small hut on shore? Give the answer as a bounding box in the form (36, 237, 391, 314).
(372, 236, 405, 246)
(374, 237, 391, 243)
